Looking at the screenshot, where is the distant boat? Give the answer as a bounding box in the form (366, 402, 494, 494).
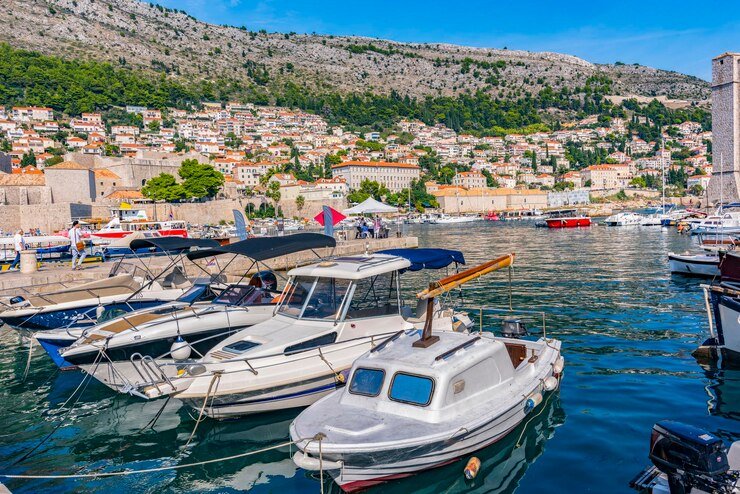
(604, 212, 642, 226)
(92, 207, 188, 240)
(544, 209, 591, 228)
(429, 214, 481, 224)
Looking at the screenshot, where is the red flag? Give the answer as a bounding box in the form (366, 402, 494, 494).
(314, 206, 346, 226)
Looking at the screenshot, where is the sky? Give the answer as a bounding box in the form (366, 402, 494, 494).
(155, 0, 740, 80)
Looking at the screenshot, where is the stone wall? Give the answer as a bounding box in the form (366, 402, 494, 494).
(708, 53, 740, 204)
(0, 202, 92, 232)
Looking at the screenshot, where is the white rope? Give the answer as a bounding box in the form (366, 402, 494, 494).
(0, 439, 301, 479)
(184, 372, 221, 448)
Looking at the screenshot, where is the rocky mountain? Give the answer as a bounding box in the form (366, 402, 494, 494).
(0, 0, 710, 103)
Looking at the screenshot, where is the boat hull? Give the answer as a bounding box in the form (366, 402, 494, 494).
(705, 290, 740, 359)
(668, 254, 720, 277)
(545, 217, 591, 228)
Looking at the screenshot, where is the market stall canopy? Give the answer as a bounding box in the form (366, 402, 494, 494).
(379, 248, 465, 272)
(128, 237, 220, 252)
(343, 197, 398, 215)
(186, 233, 336, 262)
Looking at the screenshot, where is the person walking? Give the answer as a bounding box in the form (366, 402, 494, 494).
(69, 221, 87, 270)
(9, 229, 25, 270)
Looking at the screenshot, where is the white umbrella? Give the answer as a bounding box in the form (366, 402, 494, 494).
(343, 197, 398, 215)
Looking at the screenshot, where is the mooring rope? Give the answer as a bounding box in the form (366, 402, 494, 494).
(184, 372, 221, 448)
(0, 438, 305, 479)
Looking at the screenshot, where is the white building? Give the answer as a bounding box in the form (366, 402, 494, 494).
(331, 161, 421, 192)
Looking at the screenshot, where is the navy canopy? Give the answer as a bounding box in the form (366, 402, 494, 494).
(378, 248, 465, 271)
(128, 237, 220, 252)
(187, 233, 336, 262)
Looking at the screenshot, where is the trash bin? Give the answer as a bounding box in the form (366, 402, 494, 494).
(20, 249, 38, 274)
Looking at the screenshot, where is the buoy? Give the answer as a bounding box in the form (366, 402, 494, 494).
(96, 304, 105, 319)
(170, 336, 192, 360)
(464, 457, 481, 479)
(553, 356, 565, 374)
(543, 375, 559, 391)
(525, 392, 543, 413)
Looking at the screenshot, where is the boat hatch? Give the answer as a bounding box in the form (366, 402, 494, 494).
(223, 340, 261, 354)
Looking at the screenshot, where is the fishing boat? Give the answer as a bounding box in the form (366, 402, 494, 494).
(57, 234, 337, 391)
(290, 315, 563, 491)
(164, 252, 508, 417)
(92, 207, 188, 240)
(604, 211, 643, 226)
(0, 237, 219, 331)
(544, 209, 591, 228)
(667, 252, 720, 277)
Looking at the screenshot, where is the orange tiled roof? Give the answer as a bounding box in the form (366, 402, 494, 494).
(331, 160, 420, 170)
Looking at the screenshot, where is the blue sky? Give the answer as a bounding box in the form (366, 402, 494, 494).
(156, 0, 740, 80)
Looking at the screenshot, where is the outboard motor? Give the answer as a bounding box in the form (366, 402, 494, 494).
(501, 318, 527, 338)
(649, 421, 737, 494)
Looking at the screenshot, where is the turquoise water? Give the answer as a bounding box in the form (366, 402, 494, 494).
(1, 222, 738, 493)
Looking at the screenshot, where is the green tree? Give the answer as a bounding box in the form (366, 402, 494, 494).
(141, 173, 186, 201)
(178, 159, 225, 199)
(295, 194, 305, 211)
(689, 184, 704, 196)
(265, 180, 281, 205)
(629, 176, 647, 188)
(347, 180, 390, 204)
(147, 120, 161, 132)
(225, 132, 243, 149)
(45, 155, 63, 166)
(20, 150, 36, 167)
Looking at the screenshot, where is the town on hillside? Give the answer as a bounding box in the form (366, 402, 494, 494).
(0, 101, 712, 232)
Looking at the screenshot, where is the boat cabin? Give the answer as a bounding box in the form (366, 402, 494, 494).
(340, 331, 523, 423)
(275, 255, 412, 323)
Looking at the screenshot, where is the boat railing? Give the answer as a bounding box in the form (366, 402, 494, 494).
(130, 353, 175, 393)
(456, 306, 548, 339)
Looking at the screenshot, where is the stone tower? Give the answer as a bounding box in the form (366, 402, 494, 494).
(708, 53, 740, 205)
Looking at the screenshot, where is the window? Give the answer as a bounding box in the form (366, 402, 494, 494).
(345, 272, 400, 319)
(278, 276, 351, 320)
(389, 372, 434, 406)
(349, 368, 385, 397)
(284, 332, 337, 355)
(213, 285, 256, 305)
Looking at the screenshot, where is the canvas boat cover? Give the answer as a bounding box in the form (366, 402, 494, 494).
(378, 248, 465, 272)
(186, 233, 336, 262)
(128, 237, 220, 252)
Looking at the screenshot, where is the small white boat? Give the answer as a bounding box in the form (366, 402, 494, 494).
(668, 252, 720, 277)
(604, 212, 643, 226)
(290, 329, 563, 491)
(428, 214, 480, 224)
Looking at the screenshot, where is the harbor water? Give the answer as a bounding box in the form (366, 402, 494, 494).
(1, 222, 738, 493)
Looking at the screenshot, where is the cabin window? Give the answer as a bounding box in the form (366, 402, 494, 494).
(345, 272, 400, 320)
(389, 372, 434, 407)
(349, 368, 385, 397)
(284, 332, 337, 355)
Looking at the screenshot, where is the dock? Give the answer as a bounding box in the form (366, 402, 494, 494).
(0, 236, 418, 293)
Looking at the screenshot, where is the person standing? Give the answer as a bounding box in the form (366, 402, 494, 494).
(10, 229, 25, 270)
(69, 221, 87, 270)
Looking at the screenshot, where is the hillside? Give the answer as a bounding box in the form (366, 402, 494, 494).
(0, 0, 710, 104)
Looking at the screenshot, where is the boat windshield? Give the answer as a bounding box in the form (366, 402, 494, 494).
(277, 272, 401, 321)
(277, 276, 351, 320)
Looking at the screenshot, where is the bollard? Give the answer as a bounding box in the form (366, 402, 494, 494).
(20, 249, 38, 274)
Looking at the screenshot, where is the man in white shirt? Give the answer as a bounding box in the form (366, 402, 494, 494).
(69, 221, 87, 270)
(10, 229, 24, 270)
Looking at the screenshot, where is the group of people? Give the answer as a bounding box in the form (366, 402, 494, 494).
(6, 221, 88, 272)
(355, 216, 388, 239)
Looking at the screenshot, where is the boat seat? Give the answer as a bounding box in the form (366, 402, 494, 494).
(26, 274, 140, 307)
(504, 342, 528, 368)
(87, 312, 167, 339)
(162, 266, 189, 289)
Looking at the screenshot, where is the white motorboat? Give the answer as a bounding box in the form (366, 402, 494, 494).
(428, 214, 481, 224)
(0, 237, 220, 332)
(668, 252, 720, 277)
(604, 211, 643, 226)
(690, 204, 740, 235)
(166, 253, 510, 417)
(290, 328, 563, 491)
(57, 233, 337, 394)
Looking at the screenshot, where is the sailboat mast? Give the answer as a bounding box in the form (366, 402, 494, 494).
(661, 137, 666, 212)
